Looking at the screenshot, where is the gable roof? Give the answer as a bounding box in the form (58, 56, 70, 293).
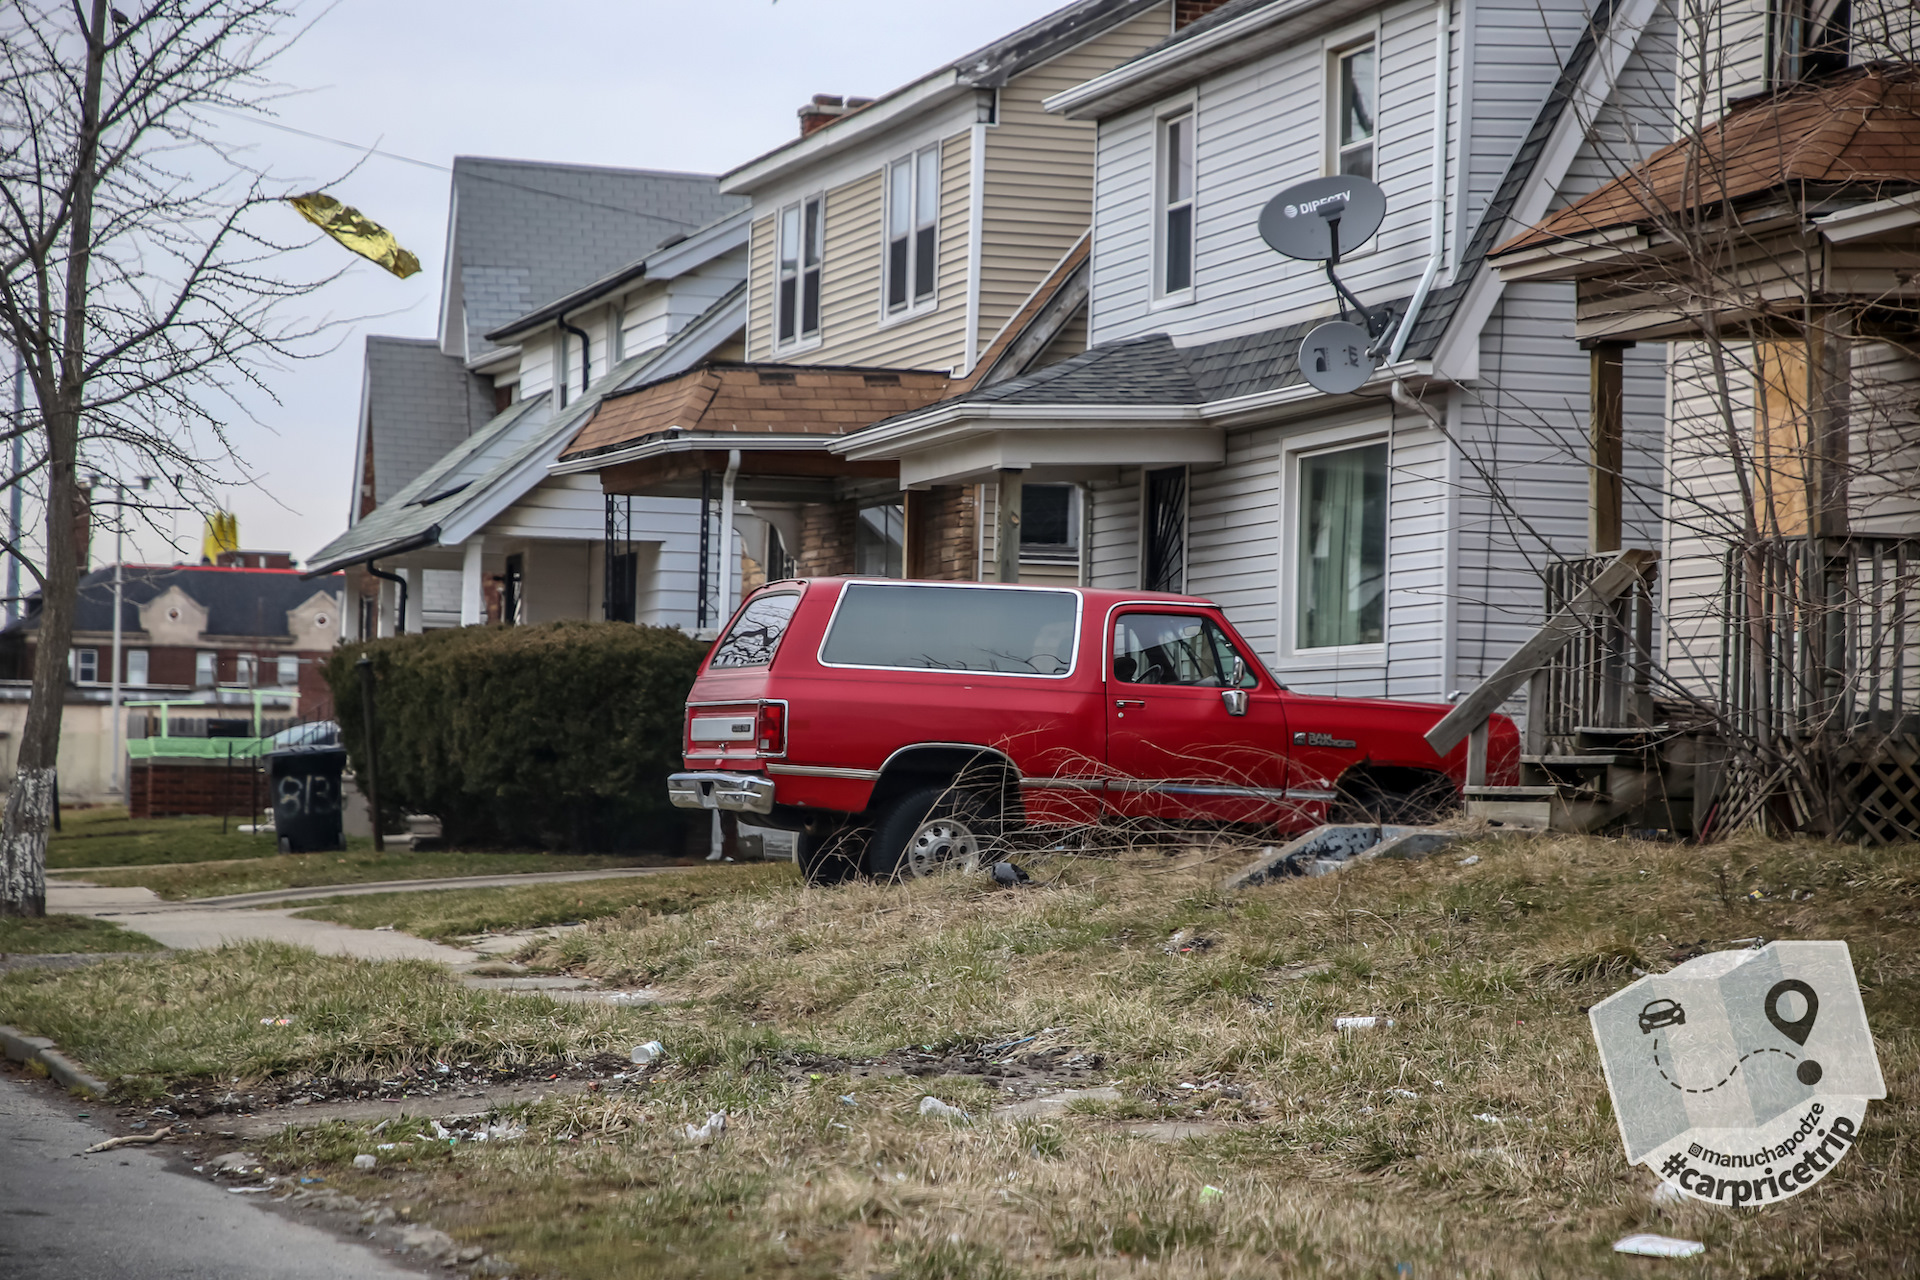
(442, 157, 747, 364)
(1495, 64, 1920, 257)
(722, 0, 1166, 192)
(559, 363, 953, 463)
(356, 337, 498, 514)
(6, 565, 343, 640)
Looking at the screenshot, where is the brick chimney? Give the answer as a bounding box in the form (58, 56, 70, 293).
(1175, 0, 1236, 27)
(798, 94, 877, 137)
(799, 95, 847, 137)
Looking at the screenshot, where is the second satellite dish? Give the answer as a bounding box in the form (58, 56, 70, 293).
(1298, 320, 1379, 395)
(1259, 175, 1388, 262)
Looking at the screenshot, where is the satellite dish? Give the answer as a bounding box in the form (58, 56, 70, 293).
(1298, 321, 1379, 395)
(1259, 175, 1388, 262)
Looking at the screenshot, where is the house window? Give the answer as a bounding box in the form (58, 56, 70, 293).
(501, 554, 525, 626)
(72, 648, 98, 684)
(234, 653, 255, 687)
(1143, 467, 1188, 594)
(195, 650, 216, 686)
(278, 655, 300, 687)
(854, 502, 904, 578)
(1774, 0, 1850, 83)
(1297, 442, 1387, 649)
(1020, 484, 1081, 564)
(1157, 109, 1196, 297)
(126, 649, 148, 686)
(765, 525, 795, 582)
(776, 196, 824, 346)
(885, 146, 940, 314)
(1334, 42, 1377, 179)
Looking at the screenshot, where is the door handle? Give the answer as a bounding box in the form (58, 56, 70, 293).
(1221, 689, 1249, 717)
(1114, 698, 1147, 708)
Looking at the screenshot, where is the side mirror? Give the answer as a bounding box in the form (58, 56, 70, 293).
(1231, 656, 1246, 689)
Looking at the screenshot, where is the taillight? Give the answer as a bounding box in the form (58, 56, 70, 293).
(756, 702, 786, 756)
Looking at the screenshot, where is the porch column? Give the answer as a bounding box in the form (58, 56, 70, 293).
(994, 469, 1022, 585)
(406, 566, 424, 633)
(1588, 342, 1628, 554)
(460, 540, 485, 626)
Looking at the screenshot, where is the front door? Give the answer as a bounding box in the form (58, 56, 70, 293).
(1104, 610, 1293, 822)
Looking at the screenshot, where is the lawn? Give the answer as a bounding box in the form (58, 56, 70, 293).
(5, 832, 1914, 1279)
(47, 807, 303, 868)
(288, 862, 798, 942)
(58, 849, 685, 901)
(0, 913, 165, 955)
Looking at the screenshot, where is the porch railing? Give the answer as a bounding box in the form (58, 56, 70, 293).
(1720, 536, 1920, 741)
(1526, 554, 1659, 755)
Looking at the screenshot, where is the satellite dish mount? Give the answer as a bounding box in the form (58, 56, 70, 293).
(1258, 175, 1398, 395)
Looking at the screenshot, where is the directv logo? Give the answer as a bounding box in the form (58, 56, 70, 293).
(1287, 191, 1352, 219)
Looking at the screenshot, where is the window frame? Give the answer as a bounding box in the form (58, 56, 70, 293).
(72, 647, 99, 684)
(194, 650, 216, 687)
(880, 143, 943, 322)
(277, 654, 300, 687)
(853, 498, 906, 579)
(1324, 22, 1380, 183)
(126, 648, 148, 687)
(1151, 97, 1198, 306)
(1281, 431, 1390, 660)
(774, 193, 825, 351)
(1140, 465, 1190, 594)
(1018, 483, 1083, 565)
(1109, 610, 1261, 689)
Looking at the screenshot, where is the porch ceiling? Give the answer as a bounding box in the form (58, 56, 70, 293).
(842, 411, 1222, 489)
(590, 441, 896, 500)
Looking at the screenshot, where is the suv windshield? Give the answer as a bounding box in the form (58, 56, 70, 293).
(820, 583, 1077, 676)
(710, 592, 801, 669)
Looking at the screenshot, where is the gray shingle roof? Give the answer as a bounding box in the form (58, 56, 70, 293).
(362, 337, 498, 510)
(448, 158, 746, 363)
(936, 302, 1406, 416)
(7, 565, 343, 639)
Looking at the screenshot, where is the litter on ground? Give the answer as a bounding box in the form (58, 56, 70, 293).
(1614, 1234, 1706, 1259)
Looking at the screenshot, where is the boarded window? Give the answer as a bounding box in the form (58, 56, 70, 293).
(1755, 339, 1812, 537)
(821, 583, 1078, 676)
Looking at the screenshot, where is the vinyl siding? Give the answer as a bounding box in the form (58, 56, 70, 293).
(977, 4, 1174, 356)
(1091, 0, 1453, 345)
(747, 214, 776, 360)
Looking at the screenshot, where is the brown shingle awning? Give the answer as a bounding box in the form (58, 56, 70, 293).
(1497, 65, 1920, 257)
(560, 362, 952, 461)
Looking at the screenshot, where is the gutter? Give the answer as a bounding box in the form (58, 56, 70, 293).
(558, 312, 592, 406)
(1388, 0, 1451, 364)
(302, 527, 440, 580)
(364, 559, 411, 636)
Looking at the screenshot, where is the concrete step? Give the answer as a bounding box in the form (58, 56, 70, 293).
(1465, 784, 1606, 801)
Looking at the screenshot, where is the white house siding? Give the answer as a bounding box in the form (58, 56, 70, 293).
(1548, 0, 1678, 213)
(1092, 0, 1451, 347)
(493, 475, 705, 631)
(518, 331, 555, 400)
(1086, 468, 1144, 590)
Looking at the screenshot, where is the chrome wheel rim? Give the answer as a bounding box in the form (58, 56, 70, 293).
(904, 818, 981, 878)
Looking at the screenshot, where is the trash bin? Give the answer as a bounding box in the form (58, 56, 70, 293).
(268, 746, 347, 853)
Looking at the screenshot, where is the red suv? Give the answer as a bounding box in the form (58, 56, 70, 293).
(670, 579, 1516, 882)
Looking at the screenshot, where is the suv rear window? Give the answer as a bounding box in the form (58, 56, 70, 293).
(819, 583, 1078, 676)
(709, 592, 801, 669)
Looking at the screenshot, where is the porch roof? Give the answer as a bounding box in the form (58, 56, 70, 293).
(1495, 65, 1920, 261)
(553, 362, 951, 467)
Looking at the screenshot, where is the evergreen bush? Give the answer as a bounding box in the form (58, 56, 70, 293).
(324, 621, 707, 850)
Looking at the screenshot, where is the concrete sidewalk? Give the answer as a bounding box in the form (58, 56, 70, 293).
(187, 864, 679, 908)
(47, 884, 480, 962)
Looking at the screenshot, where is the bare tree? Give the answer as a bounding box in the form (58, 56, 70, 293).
(0, 0, 342, 915)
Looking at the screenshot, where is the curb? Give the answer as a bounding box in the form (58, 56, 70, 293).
(0, 1024, 111, 1097)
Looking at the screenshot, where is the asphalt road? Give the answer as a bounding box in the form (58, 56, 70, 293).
(0, 1075, 423, 1280)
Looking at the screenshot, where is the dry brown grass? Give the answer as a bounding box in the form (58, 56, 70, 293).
(249, 830, 1920, 1279)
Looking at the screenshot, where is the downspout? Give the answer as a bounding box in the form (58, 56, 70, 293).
(962, 105, 990, 374)
(1388, 0, 1453, 365)
(558, 312, 591, 405)
(366, 559, 408, 636)
(717, 448, 741, 626)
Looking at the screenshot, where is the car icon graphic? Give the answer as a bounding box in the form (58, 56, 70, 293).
(1639, 998, 1686, 1035)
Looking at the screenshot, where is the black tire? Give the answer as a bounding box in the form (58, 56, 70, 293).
(1330, 771, 1457, 826)
(796, 821, 864, 886)
(867, 785, 999, 881)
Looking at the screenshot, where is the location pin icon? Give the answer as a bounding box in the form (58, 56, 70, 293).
(1767, 979, 1819, 1046)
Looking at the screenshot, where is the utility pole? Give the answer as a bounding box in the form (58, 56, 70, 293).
(96, 476, 151, 799)
(6, 349, 22, 626)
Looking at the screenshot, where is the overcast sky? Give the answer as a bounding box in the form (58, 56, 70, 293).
(158, 0, 1081, 567)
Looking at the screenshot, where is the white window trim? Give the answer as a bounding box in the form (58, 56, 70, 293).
(71, 647, 99, 685)
(773, 193, 826, 353)
(1150, 94, 1199, 310)
(1279, 428, 1391, 661)
(1323, 19, 1382, 184)
(1017, 483, 1084, 565)
(878, 143, 943, 326)
(126, 648, 149, 687)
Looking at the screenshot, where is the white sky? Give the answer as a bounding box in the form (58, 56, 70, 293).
(164, 0, 1084, 568)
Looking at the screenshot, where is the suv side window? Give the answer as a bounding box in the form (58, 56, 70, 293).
(1112, 613, 1256, 687)
(710, 592, 801, 669)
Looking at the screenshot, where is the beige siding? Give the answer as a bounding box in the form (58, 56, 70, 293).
(747, 215, 776, 361)
(793, 133, 973, 371)
(976, 3, 1172, 354)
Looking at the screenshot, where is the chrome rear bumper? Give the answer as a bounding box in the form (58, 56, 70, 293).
(667, 771, 776, 815)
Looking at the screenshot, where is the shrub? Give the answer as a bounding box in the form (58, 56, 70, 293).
(324, 621, 707, 850)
